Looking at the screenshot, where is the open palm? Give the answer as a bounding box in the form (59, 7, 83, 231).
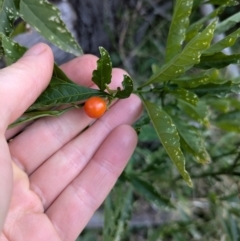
(0, 44, 142, 241)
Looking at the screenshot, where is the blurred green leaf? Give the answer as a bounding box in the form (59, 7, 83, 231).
(138, 124, 159, 141)
(185, 24, 202, 43)
(229, 208, 240, 218)
(168, 87, 199, 106)
(173, 75, 209, 88)
(220, 193, 240, 202)
(187, 1, 237, 41)
(229, 98, 240, 110)
(186, 6, 223, 42)
(143, 99, 192, 186)
(0, 0, 4, 12)
(196, 52, 240, 69)
(142, 20, 217, 87)
(215, 111, 240, 133)
(209, 0, 238, 5)
(11, 21, 28, 37)
(221, 214, 240, 241)
(0, 0, 19, 36)
(210, 131, 240, 157)
(8, 108, 71, 129)
(207, 98, 230, 112)
(215, 11, 240, 34)
(92, 47, 112, 91)
(172, 70, 220, 88)
(133, 115, 151, 136)
(204, 28, 240, 55)
(192, 0, 201, 9)
(178, 99, 209, 126)
(148, 221, 194, 241)
(126, 174, 174, 208)
(103, 185, 133, 241)
(191, 81, 240, 97)
(174, 118, 211, 164)
(19, 0, 83, 55)
(232, 76, 240, 84)
(165, 0, 193, 62)
(0, 33, 26, 62)
(115, 75, 133, 99)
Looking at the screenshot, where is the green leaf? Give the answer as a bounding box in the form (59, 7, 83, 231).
(185, 23, 203, 43)
(19, 0, 83, 55)
(207, 98, 230, 113)
(115, 75, 133, 99)
(165, 0, 193, 62)
(204, 28, 240, 55)
(8, 108, 71, 129)
(141, 20, 217, 87)
(215, 12, 240, 34)
(143, 99, 192, 186)
(0, 33, 26, 62)
(0, 0, 4, 12)
(92, 47, 112, 91)
(174, 118, 211, 164)
(229, 98, 240, 110)
(175, 75, 210, 88)
(126, 174, 174, 208)
(172, 70, 220, 88)
(133, 115, 151, 136)
(215, 111, 240, 133)
(0, 0, 19, 36)
(186, 7, 222, 42)
(191, 81, 240, 97)
(11, 21, 28, 38)
(168, 87, 199, 106)
(178, 99, 209, 126)
(196, 52, 240, 69)
(138, 124, 158, 141)
(209, 0, 238, 6)
(232, 76, 240, 84)
(211, 132, 240, 157)
(148, 221, 193, 241)
(103, 185, 133, 241)
(29, 77, 109, 110)
(52, 63, 72, 83)
(217, 121, 240, 133)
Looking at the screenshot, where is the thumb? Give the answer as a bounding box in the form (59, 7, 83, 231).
(0, 43, 54, 130)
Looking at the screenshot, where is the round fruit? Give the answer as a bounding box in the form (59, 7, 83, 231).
(84, 96, 107, 118)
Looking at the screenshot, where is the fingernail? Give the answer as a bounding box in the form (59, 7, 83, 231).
(24, 43, 47, 57)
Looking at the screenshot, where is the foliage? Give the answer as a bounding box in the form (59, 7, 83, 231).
(2, 0, 240, 240)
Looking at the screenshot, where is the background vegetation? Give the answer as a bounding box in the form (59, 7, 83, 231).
(78, 1, 240, 240)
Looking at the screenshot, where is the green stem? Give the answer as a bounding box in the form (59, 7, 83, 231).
(134, 86, 165, 95)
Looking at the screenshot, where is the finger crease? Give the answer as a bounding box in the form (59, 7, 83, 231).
(71, 181, 98, 212)
(92, 156, 120, 179)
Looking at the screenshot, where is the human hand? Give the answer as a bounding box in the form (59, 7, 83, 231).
(0, 43, 142, 241)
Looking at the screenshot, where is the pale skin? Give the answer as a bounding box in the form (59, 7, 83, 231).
(0, 43, 142, 241)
